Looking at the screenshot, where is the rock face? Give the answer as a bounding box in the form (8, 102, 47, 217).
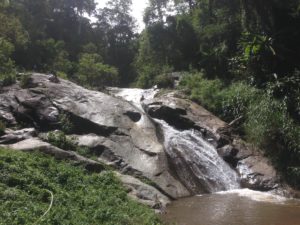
(143, 91, 286, 194)
(0, 73, 292, 206)
(0, 128, 36, 144)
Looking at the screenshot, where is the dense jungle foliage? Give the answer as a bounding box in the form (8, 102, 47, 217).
(0, 0, 299, 187)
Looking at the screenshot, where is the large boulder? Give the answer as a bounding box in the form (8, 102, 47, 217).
(0, 74, 189, 199)
(144, 91, 287, 193)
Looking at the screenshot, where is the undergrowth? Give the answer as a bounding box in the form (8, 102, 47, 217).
(0, 148, 162, 225)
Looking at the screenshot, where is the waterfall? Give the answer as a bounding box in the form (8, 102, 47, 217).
(157, 119, 240, 193)
(108, 87, 240, 193)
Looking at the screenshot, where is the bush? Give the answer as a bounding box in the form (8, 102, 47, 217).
(154, 74, 174, 88)
(0, 148, 162, 225)
(46, 131, 96, 159)
(0, 38, 16, 86)
(58, 113, 73, 133)
(136, 64, 173, 88)
(19, 73, 32, 88)
(180, 72, 223, 112)
(220, 82, 260, 121)
(77, 53, 119, 87)
(0, 73, 15, 86)
(47, 131, 77, 151)
(244, 94, 285, 147)
(245, 94, 300, 187)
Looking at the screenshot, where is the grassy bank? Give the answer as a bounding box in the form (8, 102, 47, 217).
(0, 148, 161, 225)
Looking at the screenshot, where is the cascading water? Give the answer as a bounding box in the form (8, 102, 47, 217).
(158, 119, 240, 193)
(109, 87, 240, 193)
(108, 87, 300, 225)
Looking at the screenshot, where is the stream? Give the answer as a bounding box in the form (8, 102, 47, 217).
(162, 189, 300, 225)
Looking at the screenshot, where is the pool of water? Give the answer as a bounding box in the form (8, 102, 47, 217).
(162, 189, 300, 225)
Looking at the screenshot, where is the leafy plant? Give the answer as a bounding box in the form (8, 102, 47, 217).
(180, 72, 223, 112)
(58, 113, 73, 134)
(19, 73, 32, 88)
(220, 82, 259, 121)
(77, 53, 119, 88)
(47, 131, 77, 151)
(0, 148, 162, 225)
(0, 38, 16, 86)
(46, 131, 98, 159)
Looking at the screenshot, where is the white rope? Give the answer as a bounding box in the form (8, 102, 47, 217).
(33, 189, 54, 225)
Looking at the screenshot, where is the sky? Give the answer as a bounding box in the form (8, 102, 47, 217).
(95, 0, 148, 31)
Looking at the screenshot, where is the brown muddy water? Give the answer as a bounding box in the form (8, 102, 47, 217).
(162, 189, 300, 225)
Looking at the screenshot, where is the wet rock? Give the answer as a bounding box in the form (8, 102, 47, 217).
(217, 145, 239, 167)
(146, 91, 288, 194)
(123, 111, 142, 122)
(144, 91, 229, 147)
(48, 74, 60, 83)
(233, 139, 281, 191)
(72, 133, 188, 198)
(116, 173, 170, 209)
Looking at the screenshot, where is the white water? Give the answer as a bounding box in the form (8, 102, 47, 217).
(109, 87, 240, 193)
(108, 87, 158, 110)
(216, 188, 288, 203)
(158, 119, 240, 192)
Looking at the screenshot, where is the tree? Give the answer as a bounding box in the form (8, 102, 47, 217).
(0, 38, 16, 86)
(95, 0, 137, 86)
(144, 0, 169, 25)
(76, 43, 119, 87)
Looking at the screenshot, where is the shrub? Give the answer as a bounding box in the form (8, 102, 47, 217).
(52, 49, 73, 75)
(58, 113, 73, 133)
(135, 64, 160, 88)
(46, 131, 99, 159)
(154, 73, 174, 88)
(0, 73, 15, 86)
(56, 71, 68, 80)
(136, 64, 173, 88)
(244, 94, 287, 147)
(244, 94, 300, 186)
(220, 82, 260, 121)
(47, 131, 77, 151)
(0, 38, 16, 86)
(19, 73, 32, 88)
(77, 53, 119, 87)
(180, 72, 223, 112)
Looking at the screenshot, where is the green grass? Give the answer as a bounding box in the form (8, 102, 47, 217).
(0, 148, 162, 225)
